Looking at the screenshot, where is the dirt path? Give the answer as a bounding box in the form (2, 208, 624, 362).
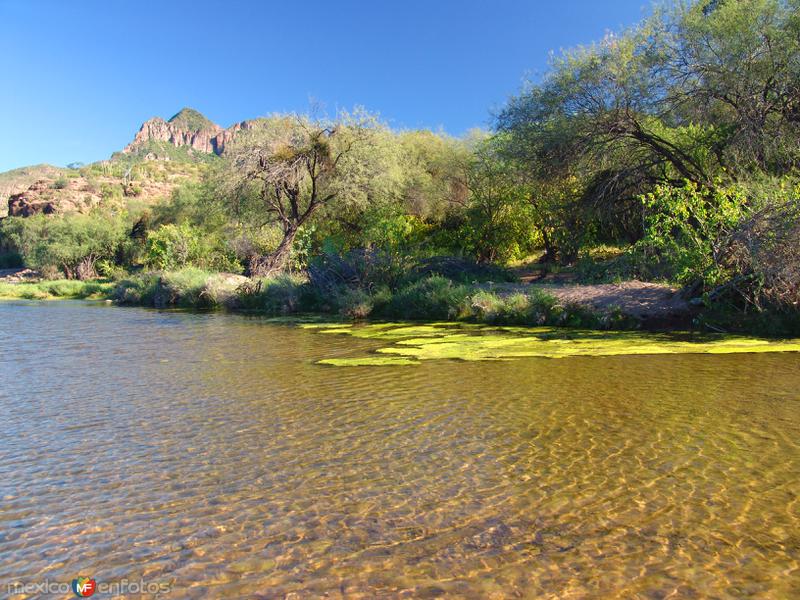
(484, 279, 692, 324)
(533, 281, 690, 320)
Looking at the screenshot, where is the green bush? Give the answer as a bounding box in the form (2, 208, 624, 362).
(0, 211, 127, 279)
(637, 182, 749, 287)
(236, 274, 310, 314)
(377, 276, 472, 320)
(145, 223, 239, 272)
(113, 269, 246, 309)
(155, 269, 212, 307)
(112, 275, 159, 305)
(145, 223, 203, 270)
(465, 290, 506, 322)
(335, 287, 374, 319)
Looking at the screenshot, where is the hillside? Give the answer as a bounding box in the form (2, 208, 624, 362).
(0, 108, 236, 218)
(0, 165, 66, 217)
(5, 160, 209, 218)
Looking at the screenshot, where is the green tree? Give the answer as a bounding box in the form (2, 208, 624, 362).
(0, 211, 127, 279)
(220, 112, 400, 276)
(460, 135, 538, 263)
(497, 0, 800, 244)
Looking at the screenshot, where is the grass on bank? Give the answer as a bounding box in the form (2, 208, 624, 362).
(4, 268, 800, 335)
(0, 279, 115, 300)
(108, 269, 633, 329)
(2, 267, 626, 330)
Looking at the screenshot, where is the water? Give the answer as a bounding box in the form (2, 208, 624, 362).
(1, 301, 799, 598)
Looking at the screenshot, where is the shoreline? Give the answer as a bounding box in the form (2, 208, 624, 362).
(3, 271, 793, 338)
(0, 270, 688, 330)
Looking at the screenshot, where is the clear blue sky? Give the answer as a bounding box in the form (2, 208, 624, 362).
(0, 0, 651, 172)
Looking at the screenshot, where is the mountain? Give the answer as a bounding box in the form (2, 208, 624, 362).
(120, 107, 254, 160)
(2, 108, 250, 218)
(167, 107, 217, 131)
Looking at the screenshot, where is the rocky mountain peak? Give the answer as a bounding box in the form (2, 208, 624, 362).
(122, 109, 257, 159)
(123, 108, 223, 156)
(167, 107, 217, 132)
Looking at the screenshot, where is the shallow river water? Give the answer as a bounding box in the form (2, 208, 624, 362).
(1, 301, 799, 598)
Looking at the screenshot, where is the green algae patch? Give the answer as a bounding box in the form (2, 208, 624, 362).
(305, 322, 468, 339)
(309, 321, 800, 366)
(318, 356, 421, 367)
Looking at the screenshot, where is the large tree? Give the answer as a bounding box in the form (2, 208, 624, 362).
(497, 0, 800, 242)
(223, 113, 391, 276)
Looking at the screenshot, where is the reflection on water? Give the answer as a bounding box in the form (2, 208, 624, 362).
(1, 301, 799, 598)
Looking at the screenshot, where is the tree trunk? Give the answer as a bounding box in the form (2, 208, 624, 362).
(248, 226, 299, 277)
(76, 255, 97, 281)
(540, 229, 556, 263)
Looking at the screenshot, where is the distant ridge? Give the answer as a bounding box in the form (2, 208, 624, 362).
(122, 108, 256, 160)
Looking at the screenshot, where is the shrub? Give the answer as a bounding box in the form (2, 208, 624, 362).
(725, 193, 800, 310)
(0, 211, 127, 280)
(145, 223, 239, 272)
(113, 269, 247, 309)
(308, 248, 408, 296)
(113, 275, 159, 305)
(236, 274, 309, 314)
(377, 275, 471, 320)
(467, 290, 506, 322)
(96, 259, 128, 280)
(496, 292, 531, 323)
(335, 287, 374, 319)
(145, 224, 202, 270)
(638, 182, 749, 286)
(151, 268, 217, 308)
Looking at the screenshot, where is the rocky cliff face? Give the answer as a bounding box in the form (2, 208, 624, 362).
(123, 108, 254, 157)
(210, 120, 256, 155)
(123, 114, 221, 155)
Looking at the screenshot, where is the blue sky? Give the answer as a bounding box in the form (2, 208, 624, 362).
(0, 0, 650, 172)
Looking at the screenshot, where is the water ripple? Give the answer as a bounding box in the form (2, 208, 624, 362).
(0, 301, 799, 598)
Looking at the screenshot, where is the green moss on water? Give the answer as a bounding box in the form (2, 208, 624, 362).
(309, 322, 800, 366)
(299, 323, 353, 329)
(318, 356, 421, 367)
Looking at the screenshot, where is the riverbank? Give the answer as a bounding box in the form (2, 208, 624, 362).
(0, 267, 698, 332)
(4, 266, 799, 335)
